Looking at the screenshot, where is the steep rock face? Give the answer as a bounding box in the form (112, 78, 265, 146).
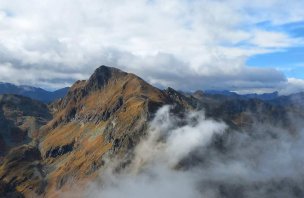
(46, 66, 169, 127)
(192, 92, 300, 131)
(0, 145, 46, 197)
(0, 94, 52, 156)
(34, 66, 193, 196)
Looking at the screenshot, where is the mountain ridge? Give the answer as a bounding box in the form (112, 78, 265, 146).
(1, 65, 304, 197)
(0, 94, 52, 157)
(34, 65, 193, 196)
(0, 82, 69, 103)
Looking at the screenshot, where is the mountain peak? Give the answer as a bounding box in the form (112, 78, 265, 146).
(49, 65, 169, 128)
(86, 65, 128, 91)
(93, 65, 125, 77)
(95, 65, 122, 72)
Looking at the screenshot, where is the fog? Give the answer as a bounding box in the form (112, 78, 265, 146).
(83, 106, 304, 198)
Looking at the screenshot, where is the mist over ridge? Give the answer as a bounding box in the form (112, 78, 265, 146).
(1, 1, 304, 196)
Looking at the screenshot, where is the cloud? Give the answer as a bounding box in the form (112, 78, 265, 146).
(280, 78, 304, 95)
(84, 106, 227, 198)
(80, 105, 304, 198)
(0, 0, 303, 92)
(250, 30, 301, 48)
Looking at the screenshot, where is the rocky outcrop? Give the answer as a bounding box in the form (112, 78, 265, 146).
(0, 94, 52, 156)
(30, 65, 195, 196)
(192, 91, 300, 130)
(0, 145, 46, 197)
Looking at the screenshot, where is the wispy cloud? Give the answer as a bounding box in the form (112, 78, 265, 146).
(82, 106, 304, 198)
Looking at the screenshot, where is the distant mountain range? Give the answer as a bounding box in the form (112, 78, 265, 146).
(203, 90, 279, 100)
(0, 82, 69, 103)
(198, 90, 304, 107)
(1, 66, 304, 197)
(0, 81, 290, 104)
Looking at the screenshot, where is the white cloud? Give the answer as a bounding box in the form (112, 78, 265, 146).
(0, 0, 303, 92)
(250, 30, 301, 48)
(279, 78, 304, 95)
(82, 105, 304, 198)
(84, 106, 227, 198)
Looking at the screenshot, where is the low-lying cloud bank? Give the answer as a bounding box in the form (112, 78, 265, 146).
(79, 105, 304, 198)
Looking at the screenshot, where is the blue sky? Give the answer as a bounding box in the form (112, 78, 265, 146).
(0, 0, 304, 94)
(247, 46, 304, 78)
(247, 21, 304, 79)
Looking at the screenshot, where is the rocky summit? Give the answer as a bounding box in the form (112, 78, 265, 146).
(0, 66, 195, 197)
(1, 65, 304, 198)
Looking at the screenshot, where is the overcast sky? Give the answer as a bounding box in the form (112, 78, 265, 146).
(0, 0, 304, 94)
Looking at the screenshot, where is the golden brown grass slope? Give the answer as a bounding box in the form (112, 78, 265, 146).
(37, 66, 188, 197)
(0, 66, 194, 197)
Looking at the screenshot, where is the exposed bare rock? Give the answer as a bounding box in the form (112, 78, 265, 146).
(29, 65, 194, 196)
(0, 94, 51, 156)
(0, 145, 46, 197)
